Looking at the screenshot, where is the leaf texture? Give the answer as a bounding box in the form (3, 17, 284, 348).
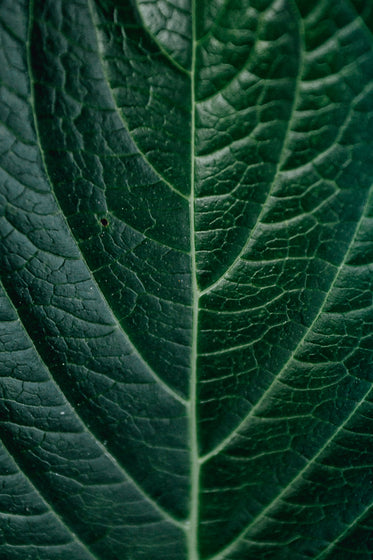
(1, 0, 373, 559)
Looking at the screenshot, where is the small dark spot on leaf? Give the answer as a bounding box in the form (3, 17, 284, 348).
(100, 218, 109, 227)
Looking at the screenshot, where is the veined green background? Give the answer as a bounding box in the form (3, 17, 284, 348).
(1, 0, 373, 558)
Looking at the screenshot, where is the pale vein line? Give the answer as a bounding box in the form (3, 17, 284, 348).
(306, 18, 361, 61)
(345, 0, 373, 43)
(0, 278, 185, 531)
(0, 435, 98, 560)
(87, 0, 189, 202)
(199, 0, 305, 298)
(133, 0, 191, 75)
(195, 0, 231, 47)
(1, 302, 98, 560)
(196, 0, 277, 105)
(201, 182, 372, 464)
(26, 2, 187, 407)
(208, 382, 373, 560)
(14, 0, 188, 533)
(314, 500, 373, 559)
(199, 333, 268, 357)
(187, 1, 200, 558)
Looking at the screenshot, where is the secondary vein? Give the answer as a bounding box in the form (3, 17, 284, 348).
(24, 0, 187, 532)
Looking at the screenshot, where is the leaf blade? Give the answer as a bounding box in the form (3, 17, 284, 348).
(1, 1, 373, 559)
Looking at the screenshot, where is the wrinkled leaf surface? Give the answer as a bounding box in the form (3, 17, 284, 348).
(1, 1, 373, 558)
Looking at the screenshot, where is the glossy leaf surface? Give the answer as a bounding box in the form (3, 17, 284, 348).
(1, 1, 373, 559)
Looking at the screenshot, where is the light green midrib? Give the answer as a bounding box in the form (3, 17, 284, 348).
(187, 0, 200, 558)
(91, 1, 202, 555)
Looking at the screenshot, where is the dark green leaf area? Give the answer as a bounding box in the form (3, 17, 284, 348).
(0, 285, 185, 560)
(195, 0, 373, 557)
(196, 0, 373, 440)
(349, 0, 373, 35)
(196, 188, 369, 455)
(1, 220, 189, 519)
(1, 0, 189, 549)
(2, 0, 373, 559)
(30, 0, 192, 396)
(194, 0, 300, 289)
(198, 185, 373, 557)
(93, 0, 192, 195)
(0, 447, 93, 560)
(136, 0, 192, 69)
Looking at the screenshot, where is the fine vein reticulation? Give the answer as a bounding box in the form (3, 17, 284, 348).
(1, 1, 373, 559)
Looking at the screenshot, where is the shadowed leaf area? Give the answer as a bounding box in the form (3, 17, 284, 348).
(1, 0, 373, 558)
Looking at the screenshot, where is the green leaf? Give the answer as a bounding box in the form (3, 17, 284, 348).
(1, 0, 373, 558)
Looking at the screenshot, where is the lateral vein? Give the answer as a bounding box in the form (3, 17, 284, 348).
(199, 0, 305, 298)
(0, 278, 186, 531)
(87, 0, 189, 202)
(208, 382, 373, 560)
(26, 0, 187, 408)
(201, 182, 373, 464)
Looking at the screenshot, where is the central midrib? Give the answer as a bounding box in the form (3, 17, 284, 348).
(188, 0, 200, 558)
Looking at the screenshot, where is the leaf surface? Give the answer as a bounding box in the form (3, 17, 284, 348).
(1, 1, 373, 559)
